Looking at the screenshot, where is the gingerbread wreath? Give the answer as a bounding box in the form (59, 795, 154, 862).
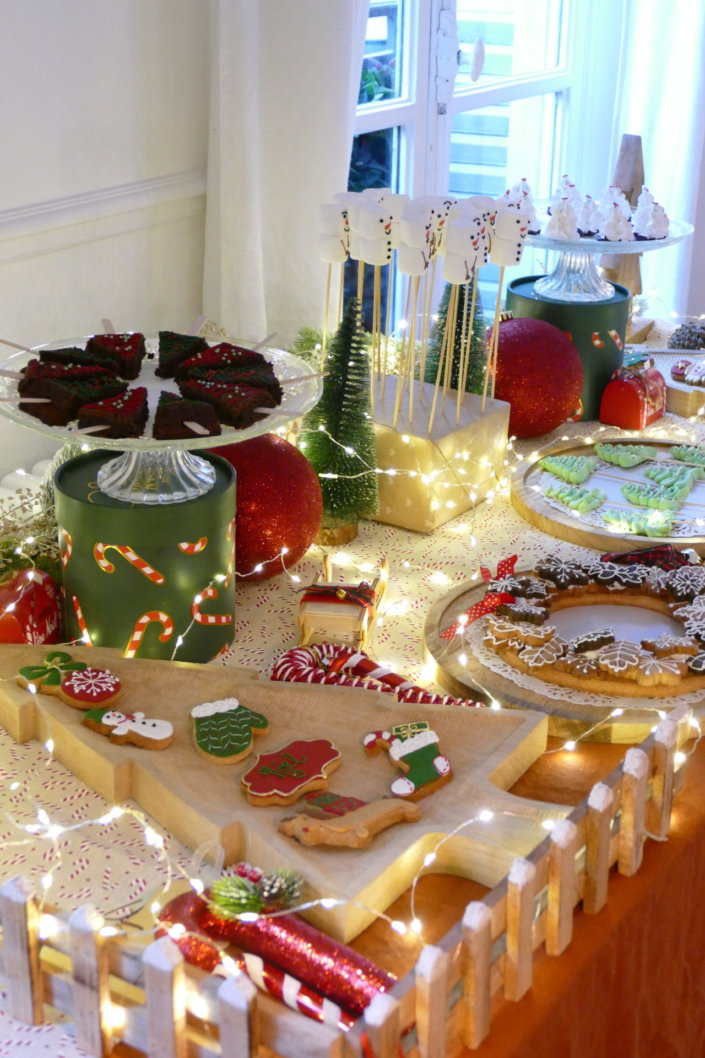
(479, 555, 705, 699)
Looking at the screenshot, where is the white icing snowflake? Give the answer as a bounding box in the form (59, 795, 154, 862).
(64, 668, 120, 696)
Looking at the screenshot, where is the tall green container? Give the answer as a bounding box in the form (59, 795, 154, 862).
(54, 450, 236, 662)
(506, 277, 630, 420)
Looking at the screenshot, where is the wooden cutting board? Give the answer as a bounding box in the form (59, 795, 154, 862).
(0, 644, 556, 941)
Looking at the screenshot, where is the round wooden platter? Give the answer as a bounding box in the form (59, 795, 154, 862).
(511, 436, 705, 556)
(423, 573, 703, 743)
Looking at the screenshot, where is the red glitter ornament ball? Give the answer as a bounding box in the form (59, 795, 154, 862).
(212, 434, 322, 581)
(494, 318, 584, 438)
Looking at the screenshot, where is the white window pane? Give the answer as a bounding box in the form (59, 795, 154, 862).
(455, 0, 564, 90)
(450, 92, 562, 304)
(359, 0, 405, 106)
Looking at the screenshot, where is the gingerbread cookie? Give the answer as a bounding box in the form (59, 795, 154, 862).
(570, 628, 614, 653)
(534, 556, 589, 591)
(640, 633, 699, 657)
(191, 698, 268, 764)
(495, 598, 548, 624)
(279, 798, 420, 849)
(363, 722, 451, 801)
(82, 708, 174, 749)
(241, 739, 341, 806)
(57, 666, 122, 709)
(18, 650, 87, 694)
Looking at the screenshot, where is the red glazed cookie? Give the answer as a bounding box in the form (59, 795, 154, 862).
(57, 667, 122, 709)
(241, 739, 342, 806)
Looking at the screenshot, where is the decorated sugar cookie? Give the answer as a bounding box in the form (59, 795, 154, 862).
(17, 650, 87, 694)
(191, 698, 269, 764)
(241, 739, 342, 806)
(279, 797, 420, 848)
(82, 708, 174, 750)
(57, 666, 122, 709)
(363, 722, 452, 801)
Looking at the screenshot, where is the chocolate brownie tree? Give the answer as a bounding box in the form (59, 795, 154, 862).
(299, 297, 378, 527)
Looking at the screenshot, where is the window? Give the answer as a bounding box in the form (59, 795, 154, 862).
(350, 0, 627, 320)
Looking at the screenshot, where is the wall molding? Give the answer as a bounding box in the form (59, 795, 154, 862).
(0, 170, 207, 265)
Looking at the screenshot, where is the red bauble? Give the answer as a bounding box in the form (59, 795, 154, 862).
(211, 435, 322, 581)
(494, 318, 584, 438)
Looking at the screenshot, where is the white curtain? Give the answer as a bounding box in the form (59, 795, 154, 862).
(203, 0, 370, 346)
(611, 0, 705, 316)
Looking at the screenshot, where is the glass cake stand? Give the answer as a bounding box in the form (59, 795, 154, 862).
(525, 217, 694, 302)
(0, 337, 323, 505)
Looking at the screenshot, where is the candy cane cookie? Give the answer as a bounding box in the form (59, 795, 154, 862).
(94, 543, 165, 584)
(124, 611, 175, 658)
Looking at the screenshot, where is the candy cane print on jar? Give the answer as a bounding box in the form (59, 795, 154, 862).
(53, 449, 235, 662)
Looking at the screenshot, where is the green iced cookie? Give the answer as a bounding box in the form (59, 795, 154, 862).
(544, 483, 606, 513)
(594, 442, 656, 467)
(602, 507, 674, 537)
(538, 454, 598, 484)
(670, 444, 705, 467)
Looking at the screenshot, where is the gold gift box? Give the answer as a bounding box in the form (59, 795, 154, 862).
(373, 377, 510, 532)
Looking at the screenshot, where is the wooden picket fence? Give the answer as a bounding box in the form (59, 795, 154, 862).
(0, 710, 691, 1058)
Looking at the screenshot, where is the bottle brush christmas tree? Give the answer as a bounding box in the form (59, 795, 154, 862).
(424, 279, 487, 394)
(299, 297, 378, 527)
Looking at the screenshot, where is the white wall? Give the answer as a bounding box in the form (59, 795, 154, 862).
(0, 0, 210, 469)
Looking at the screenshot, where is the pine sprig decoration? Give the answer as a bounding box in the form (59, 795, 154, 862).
(298, 298, 378, 523)
(208, 864, 303, 919)
(0, 489, 62, 581)
(424, 280, 487, 394)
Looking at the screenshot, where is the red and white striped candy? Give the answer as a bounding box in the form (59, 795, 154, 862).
(94, 543, 165, 585)
(59, 528, 73, 571)
(191, 586, 232, 626)
(124, 611, 174, 658)
(178, 537, 208, 554)
(71, 594, 92, 645)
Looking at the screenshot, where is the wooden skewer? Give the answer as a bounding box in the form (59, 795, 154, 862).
(254, 332, 277, 352)
(280, 371, 329, 386)
(183, 421, 211, 436)
(0, 338, 32, 354)
(489, 265, 505, 401)
(189, 315, 207, 336)
(0, 368, 23, 380)
(100, 318, 115, 334)
(4, 397, 51, 404)
(68, 424, 111, 435)
(481, 266, 505, 411)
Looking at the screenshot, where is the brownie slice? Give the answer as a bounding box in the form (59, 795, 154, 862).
(155, 331, 209, 379)
(19, 374, 128, 426)
(174, 341, 266, 380)
(77, 386, 149, 439)
(18, 358, 119, 391)
(184, 364, 283, 404)
(38, 346, 120, 373)
(152, 391, 222, 440)
(178, 378, 277, 428)
(85, 333, 147, 379)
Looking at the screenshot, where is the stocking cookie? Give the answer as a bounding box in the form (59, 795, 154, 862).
(241, 739, 342, 806)
(191, 698, 269, 764)
(363, 722, 452, 801)
(57, 667, 122, 709)
(82, 708, 174, 749)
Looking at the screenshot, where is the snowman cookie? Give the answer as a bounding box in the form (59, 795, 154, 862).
(363, 722, 452, 801)
(82, 708, 173, 750)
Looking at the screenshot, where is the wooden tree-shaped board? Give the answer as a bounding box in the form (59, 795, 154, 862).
(0, 644, 559, 941)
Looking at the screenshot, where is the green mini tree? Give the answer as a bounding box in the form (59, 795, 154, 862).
(424, 279, 487, 394)
(299, 298, 378, 525)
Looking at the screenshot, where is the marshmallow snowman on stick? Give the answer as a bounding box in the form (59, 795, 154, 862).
(481, 204, 530, 410)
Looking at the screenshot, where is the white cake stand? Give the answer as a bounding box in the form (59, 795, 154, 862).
(525, 217, 694, 302)
(0, 338, 323, 505)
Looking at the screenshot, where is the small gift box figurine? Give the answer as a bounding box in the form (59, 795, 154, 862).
(297, 556, 388, 652)
(599, 354, 666, 430)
